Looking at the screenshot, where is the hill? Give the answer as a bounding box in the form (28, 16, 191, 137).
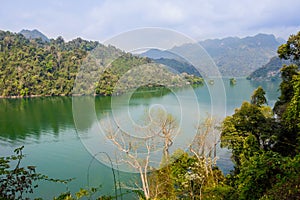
(0, 30, 203, 97)
(19, 29, 50, 42)
(247, 56, 290, 81)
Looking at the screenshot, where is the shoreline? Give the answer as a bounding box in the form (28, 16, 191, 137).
(0, 94, 64, 99)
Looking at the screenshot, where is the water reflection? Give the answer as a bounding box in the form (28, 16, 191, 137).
(0, 97, 74, 143)
(0, 79, 280, 143)
(0, 79, 281, 198)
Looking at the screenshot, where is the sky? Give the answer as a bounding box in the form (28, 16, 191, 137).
(1, 0, 300, 42)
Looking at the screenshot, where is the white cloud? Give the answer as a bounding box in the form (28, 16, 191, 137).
(1, 0, 300, 41)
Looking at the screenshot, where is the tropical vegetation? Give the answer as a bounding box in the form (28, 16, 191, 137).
(1, 31, 300, 199)
(0, 30, 203, 98)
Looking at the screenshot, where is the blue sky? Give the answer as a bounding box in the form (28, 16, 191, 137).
(1, 0, 300, 42)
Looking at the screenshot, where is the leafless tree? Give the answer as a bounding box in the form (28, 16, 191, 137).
(189, 115, 222, 199)
(103, 108, 178, 199)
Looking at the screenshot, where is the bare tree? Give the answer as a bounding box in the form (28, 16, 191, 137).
(103, 108, 178, 199)
(188, 116, 222, 199)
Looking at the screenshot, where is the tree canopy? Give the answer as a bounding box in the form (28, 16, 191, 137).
(0, 30, 203, 98)
(220, 31, 300, 199)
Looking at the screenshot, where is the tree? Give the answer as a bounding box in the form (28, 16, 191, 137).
(279, 74, 300, 155)
(0, 146, 113, 200)
(278, 31, 300, 63)
(103, 109, 178, 200)
(273, 31, 300, 156)
(221, 99, 276, 172)
(251, 86, 267, 106)
(0, 146, 42, 199)
(274, 31, 300, 117)
(188, 116, 225, 199)
(0, 146, 72, 200)
(273, 64, 299, 117)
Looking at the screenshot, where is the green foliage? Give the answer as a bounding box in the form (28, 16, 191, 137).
(148, 149, 230, 200)
(220, 32, 300, 199)
(221, 101, 276, 169)
(278, 74, 300, 155)
(0, 31, 203, 98)
(272, 32, 300, 156)
(273, 64, 299, 117)
(236, 151, 291, 200)
(278, 31, 300, 63)
(274, 31, 300, 118)
(229, 78, 236, 85)
(0, 147, 114, 200)
(0, 146, 44, 199)
(251, 86, 267, 106)
(284, 75, 300, 133)
(261, 154, 300, 200)
(221, 91, 300, 199)
(0, 31, 97, 97)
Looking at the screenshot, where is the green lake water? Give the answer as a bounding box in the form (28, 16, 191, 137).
(0, 78, 280, 199)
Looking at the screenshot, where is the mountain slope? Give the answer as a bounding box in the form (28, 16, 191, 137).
(141, 34, 282, 77)
(247, 56, 290, 81)
(140, 49, 181, 60)
(140, 49, 201, 76)
(198, 33, 281, 77)
(19, 29, 50, 42)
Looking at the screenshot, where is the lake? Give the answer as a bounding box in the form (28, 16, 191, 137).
(0, 78, 280, 199)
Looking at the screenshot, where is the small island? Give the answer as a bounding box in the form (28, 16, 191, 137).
(230, 78, 237, 85)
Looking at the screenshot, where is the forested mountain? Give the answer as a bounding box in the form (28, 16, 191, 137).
(247, 56, 291, 81)
(141, 34, 283, 77)
(199, 34, 282, 76)
(0, 30, 203, 97)
(19, 29, 50, 42)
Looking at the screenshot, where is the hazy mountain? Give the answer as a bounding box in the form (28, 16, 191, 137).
(140, 49, 201, 76)
(140, 49, 182, 60)
(247, 56, 290, 81)
(198, 33, 282, 77)
(141, 34, 282, 77)
(152, 58, 201, 76)
(19, 29, 49, 42)
(276, 37, 286, 45)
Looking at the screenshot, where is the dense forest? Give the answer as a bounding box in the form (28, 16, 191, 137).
(0, 30, 203, 97)
(1, 31, 300, 199)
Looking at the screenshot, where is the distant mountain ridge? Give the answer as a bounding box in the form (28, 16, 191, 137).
(198, 33, 282, 77)
(19, 29, 49, 42)
(141, 34, 283, 77)
(17, 29, 286, 77)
